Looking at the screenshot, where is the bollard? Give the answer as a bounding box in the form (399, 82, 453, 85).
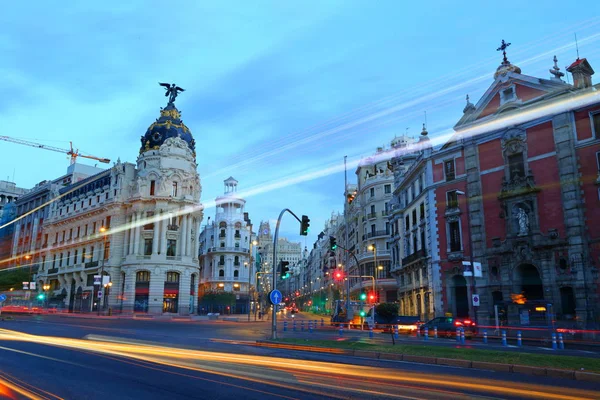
(314, 320, 318, 328)
(502, 330, 507, 346)
(551, 333, 557, 350)
(517, 330, 522, 347)
(283, 321, 288, 332)
(456, 328, 461, 343)
(339, 324, 344, 337)
(483, 329, 488, 344)
(460, 329, 466, 345)
(293, 320, 297, 332)
(558, 333, 565, 350)
(394, 325, 399, 340)
(424, 327, 429, 341)
(321, 318, 324, 327)
(369, 327, 374, 339)
(434, 326, 438, 339)
(301, 321, 305, 332)
(309, 321, 313, 333)
(416, 326, 420, 338)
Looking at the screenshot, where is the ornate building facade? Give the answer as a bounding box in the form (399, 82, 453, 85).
(198, 177, 257, 314)
(35, 93, 203, 315)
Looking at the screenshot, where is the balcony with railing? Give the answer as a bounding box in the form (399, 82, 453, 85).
(207, 247, 249, 254)
(85, 261, 99, 269)
(362, 230, 390, 240)
(366, 212, 377, 220)
(401, 248, 427, 266)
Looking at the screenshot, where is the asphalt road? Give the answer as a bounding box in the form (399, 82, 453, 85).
(0, 316, 599, 399)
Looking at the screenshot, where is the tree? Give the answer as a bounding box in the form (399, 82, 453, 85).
(375, 302, 399, 323)
(0, 268, 29, 291)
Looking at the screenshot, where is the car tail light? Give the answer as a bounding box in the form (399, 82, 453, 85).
(454, 321, 463, 326)
(463, 320, 471, 324)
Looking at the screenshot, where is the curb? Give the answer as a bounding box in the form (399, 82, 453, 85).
(256, 341, 600, 383)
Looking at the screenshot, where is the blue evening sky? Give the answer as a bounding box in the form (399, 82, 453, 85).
(1, 2, 599, 245)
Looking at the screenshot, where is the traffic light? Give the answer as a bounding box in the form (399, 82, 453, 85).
(359, 292, 367, 301)
(300, 215, 310, 236)
(329, 236, 337, 250)
(368, 292, 376, 303)
(359, 310, 366, 317)
(334, 271, 343, 280)
(280, 261, 290, 279)
(37, 293, 45, 301)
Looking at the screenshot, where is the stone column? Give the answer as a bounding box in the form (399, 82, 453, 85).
(31, 218, 40, 249)
(178, 271, 191, 315)
(11, 223, 21, 257)
(128, 214, 135, 255)
(182, 214, 189, 257)
(160, 217, 168, 255)
(133, 212, 141, 256)
(124, 214, 130, 256)
(121, 270, 137, 314)
(152, 211, 160, 255)
(148, 269, 165, 315)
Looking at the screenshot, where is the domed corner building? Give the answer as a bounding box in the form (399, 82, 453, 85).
(35, 89, 204, 316)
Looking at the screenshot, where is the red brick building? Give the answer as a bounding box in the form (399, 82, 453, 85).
(432, 47, 599, 328)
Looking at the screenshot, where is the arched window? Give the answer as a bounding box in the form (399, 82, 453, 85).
(219, 269, 224, 277)
(136, 271, 150, 282)
(219, 222, 227, 228)
(233, 269, 239, 278)
(166, 272, 180, 283)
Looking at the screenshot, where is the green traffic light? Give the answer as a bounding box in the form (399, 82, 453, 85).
(360, 311, 366, 317)
(360, 293, 367, 301)
(37, 294, 45, 300)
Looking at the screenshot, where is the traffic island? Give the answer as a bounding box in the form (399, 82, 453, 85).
(257, 338, 600, 382)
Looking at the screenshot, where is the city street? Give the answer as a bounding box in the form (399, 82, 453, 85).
(1, 315, 599, 399)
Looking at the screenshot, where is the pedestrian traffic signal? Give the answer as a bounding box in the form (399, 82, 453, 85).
(300, 215, 310, 236)
(280, 261, 290, 279)
(329, 236, 337, 250)
(359, 292, 367, 301)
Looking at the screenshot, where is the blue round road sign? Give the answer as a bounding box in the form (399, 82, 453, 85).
(269, 290, 282, 305)
(0, 294, 6, 302)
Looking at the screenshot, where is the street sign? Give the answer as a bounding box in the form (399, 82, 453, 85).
(473, 262, 482, 278)
(98, 290, 103, 299)
(22, 281, 29, 290)
(269, 289, 282, 305)
(463, 261, 473, 277)
(29, 282, 36, 290)
(472, 294, 480, 307)
(94, 275, 102, 285)
(0, 294, 6, 303)
(102, 276, 110, 286)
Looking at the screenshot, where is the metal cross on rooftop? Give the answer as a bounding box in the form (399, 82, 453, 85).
(496, 39, 511, 63)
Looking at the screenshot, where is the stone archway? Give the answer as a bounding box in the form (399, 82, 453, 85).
(452, 275, 469, 318)
(516, 263, 543, 301)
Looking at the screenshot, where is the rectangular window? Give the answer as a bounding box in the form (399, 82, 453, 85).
(449, 221, 461, 252)
(84, 224, 88, 236)
(405, 215, 410, 230)
(103, 242, 110, 260)
(96, 195, 100, 203)
(69, 228, 73, 239)
(105, 216, 111, 229)
(444, 159, 456, 181)
(55, 232, 58, 244)
(446, 190, 458, 208)
(508, 153, 525, 180)
(89, 198, 92, 206)
(144, 212, 155, 230)
(167, 239, 176, 256)
(384, 184, 391, 194)
(150, 180, 156, 196)
(412, 209, 417, 225)
(66, 252, 70, 266)
(92, 222, 96, 233)
(144, 239, 153, 255)
(76, 226, 80, 238)
(370, 205, 375, 214)
(74, 250, 78, 264)
(596, 151, 600, 172)
(59, 253, 63, 267)
(370, 187, 375, 197)
(420, 202, 425, 220)
(90, 246, 95, 261)
(81, 248, 86, 263)
(172, 182, 178, 197)
(52, 254, 56, 268)
(592, 113, 600, 139)
(105, 192, 109, 200)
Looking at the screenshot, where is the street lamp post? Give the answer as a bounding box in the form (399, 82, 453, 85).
(367, 245, 379, 300)
(456, 189, 477, 322)
(43, 284, 50, 309)
(98, 227, 110, 316)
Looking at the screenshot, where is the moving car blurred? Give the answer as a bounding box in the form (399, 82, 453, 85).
(419, 316, 478, 338)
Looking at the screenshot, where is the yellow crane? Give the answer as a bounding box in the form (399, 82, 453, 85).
(0, 136, 110, 165)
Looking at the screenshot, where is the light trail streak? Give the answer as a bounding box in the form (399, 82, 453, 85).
(0, 329, 597, 400)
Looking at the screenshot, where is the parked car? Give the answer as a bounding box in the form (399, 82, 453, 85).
(364, 307, 421, 333)
(419, 316, 478, 338)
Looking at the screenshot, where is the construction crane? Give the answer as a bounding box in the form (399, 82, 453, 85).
(0, 136, 110, 165)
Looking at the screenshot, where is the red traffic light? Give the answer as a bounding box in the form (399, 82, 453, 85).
(368, 292, 376, 302)
(334, 271, 343, 280)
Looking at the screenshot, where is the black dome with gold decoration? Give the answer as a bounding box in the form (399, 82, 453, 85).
(140, 102, 196, 155)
